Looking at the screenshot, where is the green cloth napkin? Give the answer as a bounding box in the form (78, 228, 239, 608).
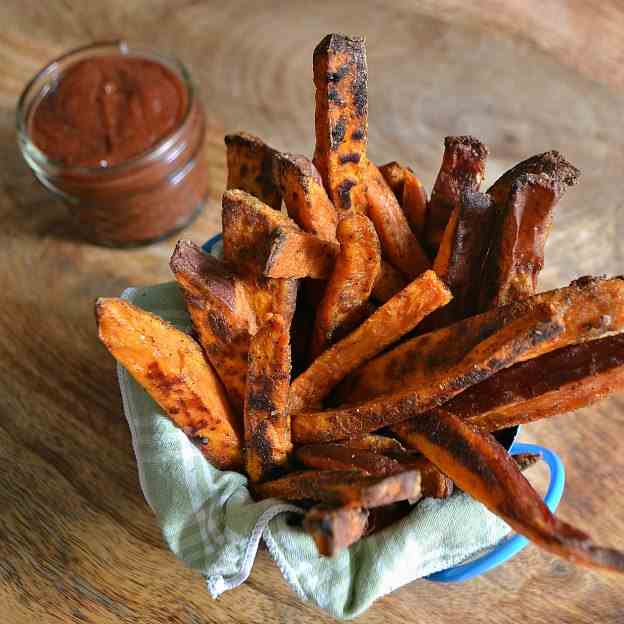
(117, 282, 511, 619)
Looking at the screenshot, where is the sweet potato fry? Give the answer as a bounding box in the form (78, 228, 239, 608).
(222, 189, 337, 279)
(393, 409, 624, 574)
(426, 190, 496, 328)
(379, 161, 406, 197)
(378, 162, 429, 237)
(289, 270, 451, 413)
(296, 444, 403, 476)
(313, 33, 368, 213)
(341, 276, 624, 403)
(365, 161, 431, 279)
(244, 314, 293, 482)
(446, 333, 624, 433)
(170, 240, 256, 414)
(265, 228, 339, 279)
(95, 298, 242, 470)
(222, 189, 296, 274)
(254, 469, 421, 508)
(296, 444, 453, 498)
(425, 136, 488, 253)
(310, 213, 381, 358)
(340, 434, 406, 453)
(479, 152, 580, 309)
(221, 189, 299, 324)
(304, 506, 369, 556)
(402, 168, 428, 237)
(479, 173, 565, 309)
(225, 132, 281, 209)
(487, 150, 580, 210)
(293, 304, 564, 443)
(273, 152, 338, 241)
(371, 260, 407, 303)
(385, 452, 454, 499)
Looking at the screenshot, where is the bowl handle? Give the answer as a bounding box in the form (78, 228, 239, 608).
(426, 442, 565, 583)
(202, 234, 223, 253)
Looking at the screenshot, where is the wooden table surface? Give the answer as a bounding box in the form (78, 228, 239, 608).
(2, 1, 624, 622)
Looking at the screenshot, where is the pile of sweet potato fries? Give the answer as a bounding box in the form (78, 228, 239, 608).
(97, 34, 624, 571)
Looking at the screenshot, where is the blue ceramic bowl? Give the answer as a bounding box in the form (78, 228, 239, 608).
(202, 234, 566, 583)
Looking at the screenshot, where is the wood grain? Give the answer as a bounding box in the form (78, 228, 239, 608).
(1, 1, 624, 622)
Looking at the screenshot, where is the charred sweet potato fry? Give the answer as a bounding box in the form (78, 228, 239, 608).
(446, 333, 624, 433)
(273, 152, 338, 241)
(296, 444, 403, 476)
(479, 174, 565, 309)
(371, 260, 407, 303)
(290, 270, 451, 412)
(313, 34, 368, 213)
(379, 161, 406, 197)
(304, 506, 369, 556)
(394, 409, 624, 574)
(96, 298, 242, 469)
(426, 191, 496, 328)
(402, 169, 428, 238)
(222, 189, 338, 279)
(425, 136, 488, 253)
(487, 150, 580, 211)
(254, 469, 421, 508)
(341, 276, 624, 403)
(293, 304, 564, 443)
(170, 240, 256, 415)
(225, 132, 281, 209)
(244, 315, 293, 482)
(366, 161, 431, 279)
(310, 213, 381, 358)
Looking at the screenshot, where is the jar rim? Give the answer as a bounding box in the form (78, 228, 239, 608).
(16, 40, 197, 177)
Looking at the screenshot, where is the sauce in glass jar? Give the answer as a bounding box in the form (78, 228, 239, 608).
(17, 41, 208, 247)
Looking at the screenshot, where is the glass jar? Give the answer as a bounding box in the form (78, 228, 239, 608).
(17, 41, 208, 247)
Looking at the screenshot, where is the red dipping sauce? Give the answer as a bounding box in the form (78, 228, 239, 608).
(18, 42, 208, 247)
